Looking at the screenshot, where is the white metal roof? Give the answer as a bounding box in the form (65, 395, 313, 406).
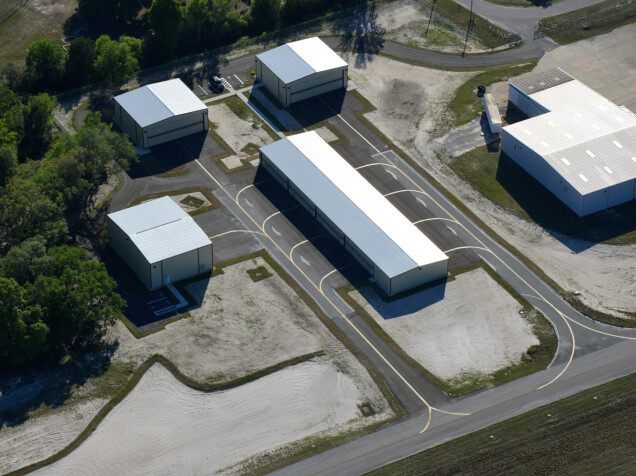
(256, 37, 348, 84)
(108, 196, 211, 263)
(505, 76, 636, 195)
(114, 79, 207, 128)
(260, 131, 448, 278)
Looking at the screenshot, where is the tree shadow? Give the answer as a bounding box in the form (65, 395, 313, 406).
(495, 152, 636, 251)
(0, 340, 119, 428)
(337, 2, 386, 69)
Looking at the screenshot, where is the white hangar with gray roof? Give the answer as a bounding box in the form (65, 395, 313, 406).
(260, 131, 448, 296)
(255, 37, 348, 107)
(502, 68, 636, 216)
(113, 78, 209, 149)
(107, 196, 213, 290)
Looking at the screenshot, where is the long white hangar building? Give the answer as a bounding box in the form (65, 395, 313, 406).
(502, 68, 636, 216)
(255, 37, 348, 107)
(260, 131, 448, 296)
(107, 196, 213, 290)
(113, 78, 209, 149)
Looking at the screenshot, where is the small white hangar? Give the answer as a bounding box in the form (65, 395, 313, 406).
(260, 131, 448, 296)
(113, 79, 209, 149)
(502, 68, 636, 216)
(107, 196, 213, 290)
(255, 37, 348, 107)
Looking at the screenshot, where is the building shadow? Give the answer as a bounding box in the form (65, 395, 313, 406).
(125, 132, 208, 179)
(355, 279, 447, 320)
(290, 89, 347, 126)
(495, 152, 636, 251)
(0, 340, 118, 428)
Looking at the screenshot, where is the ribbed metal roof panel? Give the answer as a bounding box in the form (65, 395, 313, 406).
(504, 78, 636, 194)
(114, 79, 206, 128)
(260, 132, 447, 278)
(510, 67, 574, 95)
(108, 196, 211, 263)
(256, 37, 347, 84)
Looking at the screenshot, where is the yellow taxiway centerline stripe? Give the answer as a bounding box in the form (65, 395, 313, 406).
(209, 229, 267, 240)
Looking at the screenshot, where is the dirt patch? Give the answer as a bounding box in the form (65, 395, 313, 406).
(346, 54, 477, 168)
(350, 268, 539, 383)
(208, 100, 274, 162)
(33, 359, 384, 475)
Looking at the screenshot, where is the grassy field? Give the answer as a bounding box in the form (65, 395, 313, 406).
(541, 0, 636, 44)
(449, 144, 636, 247)
(448, 61, 537, 128)
(368, 373, 636, 475)
(483, 0, 563, 6)
(0, 0, 77, 67)
(431, 0, 520, 48)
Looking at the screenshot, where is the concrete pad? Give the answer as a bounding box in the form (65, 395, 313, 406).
(313, 126, 339, 143)
(249, 158, 260, 167)
(221, 155, 242, 169)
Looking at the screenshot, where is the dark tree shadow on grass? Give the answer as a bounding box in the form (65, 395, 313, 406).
(338, 2, 386, 69)
(0, 340, 119, 428)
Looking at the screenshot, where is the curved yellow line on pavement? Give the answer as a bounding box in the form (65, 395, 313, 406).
(355, 162, 401, 170)
(208, 229, 267, 240)
(412, 217, 460, 226)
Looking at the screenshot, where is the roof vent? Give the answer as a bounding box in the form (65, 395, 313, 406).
(585, 150, 595, 158)
(613, 140, 623, 149)
(603, 166, 613, 174)
(561, 157, 571, 166)
(578, 174, 589, 182)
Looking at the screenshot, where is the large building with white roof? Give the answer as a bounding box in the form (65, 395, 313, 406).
(113, 79, 209, 149)
(107, 196, 213, 290)
(260, 131, 448, 296)
(502, 68, 636, 216)
(255, 37, 348, 107)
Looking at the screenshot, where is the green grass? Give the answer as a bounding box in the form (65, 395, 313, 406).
(449, 60, 538, 128)
(127, 186, 222, 216)
(541, 0, 636, 44)
(179, 194, 205, 208)
(367, 373, 636, 475)
(240, 142, 260, 155)
(246, 265, 273, 282)
(0, 0, 76, 67)
(483, 0, 564, 6)
(430, 0, 520, 48)
(339, 261, 557, 397)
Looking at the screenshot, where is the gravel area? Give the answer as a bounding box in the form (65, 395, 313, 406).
(33, 359, 385, 475)
(350, 268, 538, 382)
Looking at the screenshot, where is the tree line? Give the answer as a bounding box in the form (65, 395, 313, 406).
(0, 85, 136, 368)
(3, 0, 366, 94)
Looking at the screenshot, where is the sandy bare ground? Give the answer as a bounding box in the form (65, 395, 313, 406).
(1, 257, 391, 474)
(33, 359, 384, 475)
(351, 268, 538, 383)
(0, 399, 107, 474)
(346, 54, 476, 168)
(208, 101, 274, 158)
(349, 35, 636, 318)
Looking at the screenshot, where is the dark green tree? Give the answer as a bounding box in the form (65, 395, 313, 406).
(65, 37, 96, 88)
(0, 142, 17, 187)
(21, 93, 57, 159)
(94, 35, 141, 87)
(148, 0, 182, 57)
(25, 39, 66, 92)
(0, 278, 49, 367)
(0, 178, 68, 254)
(32, 246, 125, 351)
(249, 0, 281, 34)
